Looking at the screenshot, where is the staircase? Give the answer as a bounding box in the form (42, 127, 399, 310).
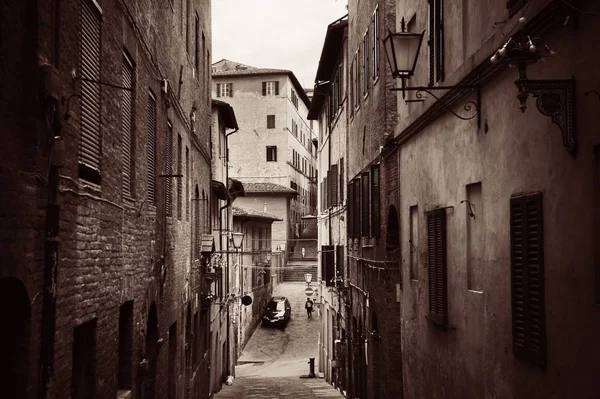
(282, 260, 318, 282)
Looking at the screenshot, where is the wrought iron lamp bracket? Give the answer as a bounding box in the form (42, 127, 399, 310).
(515, 77, 577, 156)
(392, 84, 481, 129)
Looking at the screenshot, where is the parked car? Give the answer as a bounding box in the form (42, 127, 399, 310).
(262, 296, 291, 327)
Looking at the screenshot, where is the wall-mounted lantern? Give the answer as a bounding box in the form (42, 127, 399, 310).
(383, 18, 481, 127)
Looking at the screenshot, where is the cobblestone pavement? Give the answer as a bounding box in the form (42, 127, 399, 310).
(214, 283, 343, 398)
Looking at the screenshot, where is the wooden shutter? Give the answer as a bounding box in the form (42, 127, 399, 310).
(371, 165, 380, 238)
(275, 81, 279, 95)
(348, 182, 354, 238)
(122, 54, 133, 197)
(165, 122, 173, 216)
(80, 0, 102, 177)
(428, 0, 435, 86)
(262, 82, 266, 96)
(428, 208, 447, 325)
(510, 193, 546, 368)
(331, 164, 338, 205)
(147, 92, 157, 204)
(229, 83, 233, 97)
(322, 245, 334, 286)
(339, 159, 345, 203)
(354, 178, 361, 238)
(216, 83, 221, 97)
(361, 173, 370, 237)
(177, 135, 182, 219)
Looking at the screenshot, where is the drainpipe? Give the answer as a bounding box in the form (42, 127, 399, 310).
(224, 125, 238, 377)
(40, 104, 62, 399)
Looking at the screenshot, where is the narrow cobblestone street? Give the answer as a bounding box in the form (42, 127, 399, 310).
(214, 282, 343, 398)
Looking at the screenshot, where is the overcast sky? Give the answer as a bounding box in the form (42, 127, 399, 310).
(212, 0, 348, 89)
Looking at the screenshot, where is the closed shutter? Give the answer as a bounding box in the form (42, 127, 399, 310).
(165, 122, 173, 216)
(348, 182, 354, 238)
(510, 193, 546, 368)
(275, 81, 279, 95)
(122, 54, 133, 197)
(177, 135, 182, 219)
(262, 82, 266, 96)
(216, 83, 221, 97)
(339, 159, 344, 203)
(80, 0, 102, 178)
(353, 178, 361, 238)
(428, 208, 447, 325)
(371, 165, 380, 237)
(322, 245, 334, 286)
(147, 92, 157, 204)
(331, 164, 338, 205)
(361, 173, 370, 237)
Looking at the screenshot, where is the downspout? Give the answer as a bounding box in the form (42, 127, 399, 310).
(224, 125, 238, 377)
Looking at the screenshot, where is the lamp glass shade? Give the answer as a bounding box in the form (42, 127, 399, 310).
(304, 273, 313, 283)
(383, 30, 425, 77)
(266, 251, 272, 262)
(231, 232, 244, 249)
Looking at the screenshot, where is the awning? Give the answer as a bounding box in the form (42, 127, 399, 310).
(201, 234, 215, 253)
(228, 178, 245, 199)
(211, 180, 230, 200)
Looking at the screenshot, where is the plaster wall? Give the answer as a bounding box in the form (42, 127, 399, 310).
(394, 2, 600, 397)
(234, 195, 289, 252)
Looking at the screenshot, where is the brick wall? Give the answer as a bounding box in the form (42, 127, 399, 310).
(0, 0, 215, 397)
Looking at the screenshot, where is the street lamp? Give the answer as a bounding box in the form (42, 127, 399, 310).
(383, 18, 480, 127)
(231, 232, 244, 249)
(304, 273, 312, 286)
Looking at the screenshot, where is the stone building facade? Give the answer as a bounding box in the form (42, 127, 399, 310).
(307, 14, 350, 392)
(0, 1, 217, 398)
(212, 60, 317, 253)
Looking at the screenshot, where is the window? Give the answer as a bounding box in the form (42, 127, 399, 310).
(322, 245, 334, 286)
(266, 146, 277, 162)
(185, 147, 189, 220)
(427, 208, 447, 326)
(336, 245, 345, 282)
(267, 115, 276, 129)
(79, 0, 102, 183)
(361, 173, 370, 236)
(118, 301, 133, 391)
(508, 0, 528, 17)
(122, 53, 134, 197)
(409, 205, 419, 280)
(147, 91, 157, 204)
(356, 49, 361, 105)
(166, 122, 173, 216)
(428, 0, 444, 85)
(262, 81, 279, 96)
(466, 182, 483, 291)
(177, 135, 182, 219)
(510, 193, 546, 368)
(291, 90, 299, 109)
(371, 165, 380, 237)
(72, 319, 97, 399)
(331, 164, 338, 206)
(216, 83, 232, 97)
(372, 6, 380, 80)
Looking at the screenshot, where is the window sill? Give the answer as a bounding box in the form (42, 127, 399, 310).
(467, 289, 483, 295)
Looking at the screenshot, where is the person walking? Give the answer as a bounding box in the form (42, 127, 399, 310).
(305, 298, 314, 318)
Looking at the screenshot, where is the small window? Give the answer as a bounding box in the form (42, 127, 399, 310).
(267, 115, 276, 129)
(216, 83, 232, 97)
(262, 81, 279, 96)
(266, 146, 277, 162)
(321, 245, 335, 286)
(428, 0, 445, 85)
